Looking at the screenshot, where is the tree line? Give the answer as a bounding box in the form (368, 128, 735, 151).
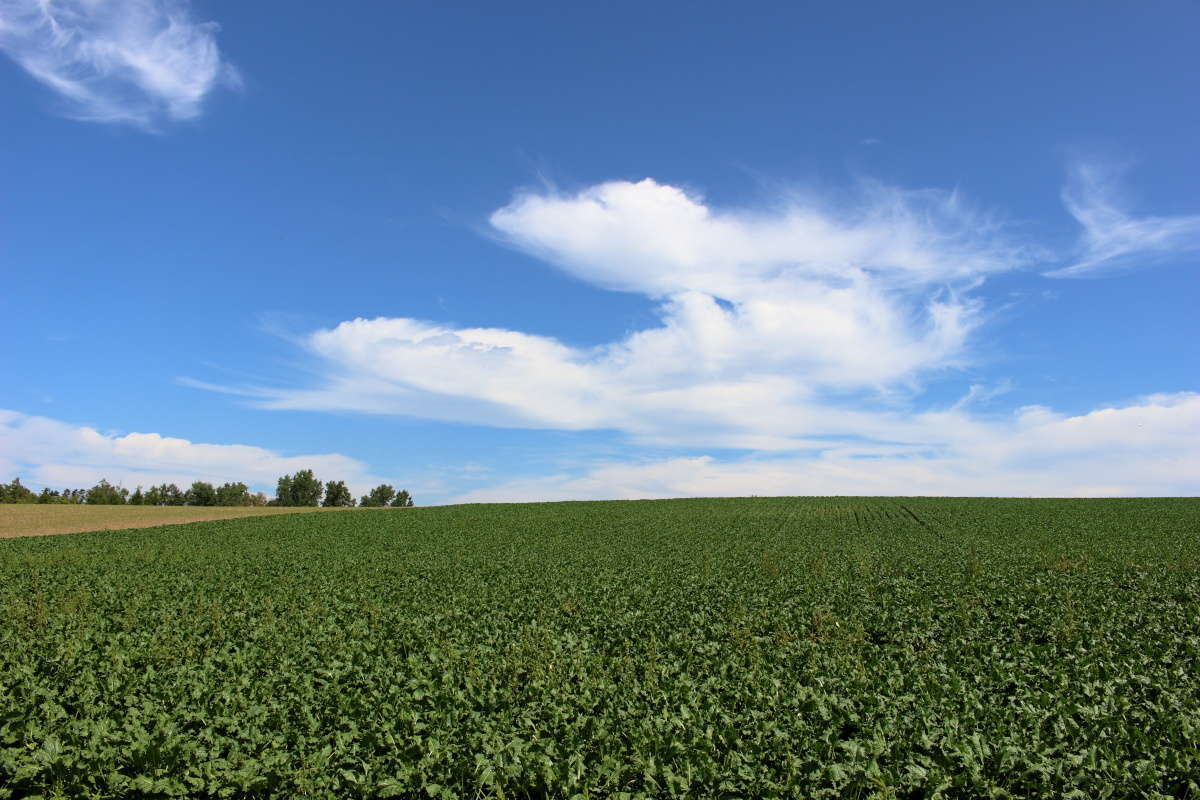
(0, 472, 414, 508)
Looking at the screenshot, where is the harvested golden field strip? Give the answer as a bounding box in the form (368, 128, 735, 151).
(0, 504, 360, 539)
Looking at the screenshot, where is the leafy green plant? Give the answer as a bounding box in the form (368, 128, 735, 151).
(1, 497, 1197, 798)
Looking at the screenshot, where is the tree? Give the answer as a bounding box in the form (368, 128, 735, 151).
(146, 484, 184, 506)
(129, 487, 145, 505)
(391, 489, 414, 508)
(359, 484, 396, 507)
(215, 482, 250, 506)
(292, 470, 323, 506)
(248, 492, 268, 507)
(186, 481, 216, 506)
(86, 479, 128, 505)
(0, 478, 36, 503)
(275, 470, 322, 506)
(273, 475, 292, 506)
(322, 480, 355, 507)
(54, 488, 85, 504)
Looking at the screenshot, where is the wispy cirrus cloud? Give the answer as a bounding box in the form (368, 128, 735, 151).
(1047, 161, 1200, 278)
(0, 0, 237, 127)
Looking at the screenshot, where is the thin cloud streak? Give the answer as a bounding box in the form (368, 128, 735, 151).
(0, 0, 237, 127)
(1047, 161, 1200, 277)
(453, 393, 1200, 501)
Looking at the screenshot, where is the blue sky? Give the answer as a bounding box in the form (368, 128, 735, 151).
(1, 0, 1198, 502)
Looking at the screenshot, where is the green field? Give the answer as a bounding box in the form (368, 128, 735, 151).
(2, 498, 1198, 798)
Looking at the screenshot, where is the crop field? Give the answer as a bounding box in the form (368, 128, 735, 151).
(0, 504, 350, 540)
(2, 497, 1199, 798)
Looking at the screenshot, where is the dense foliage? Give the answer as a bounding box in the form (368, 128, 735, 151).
(0, 479, 86, 505)
(359, 485, 414, 508)
(274, 471, 324, 508)
(0, 476, 413, 509)
(0, 479, 36, 504)
(322, 481, 355, 508)
(1, 497, 1198, 798)
(0, 478, 262, 507)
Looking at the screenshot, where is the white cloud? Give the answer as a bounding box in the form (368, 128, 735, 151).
(211, 178, 1034, 450)
(0, 409, 389, 496)
(0, 0, 237, 126)
(454, 393, 1200, 501)
(1046, 161, 1200, 277)
(183, 171, 1197, 499)
(489, 178, 1025, 294)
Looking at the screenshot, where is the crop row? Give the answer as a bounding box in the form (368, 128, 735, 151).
(1, 497, 1198, 798)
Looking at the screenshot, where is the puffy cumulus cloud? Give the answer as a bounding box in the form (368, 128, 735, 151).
(453, 393, 1200, 502)
(489, 178, 1028, 295)
(246, 298, 978, 448)
(0, 409, 388, 495)
(227, 177, 1030, 448)
(188, 170, 1197, 499)
(0, 0, 237, 126)
(1047, 161, 1200, 278)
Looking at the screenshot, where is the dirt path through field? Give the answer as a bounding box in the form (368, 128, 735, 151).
(0, 505, 353, 539)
